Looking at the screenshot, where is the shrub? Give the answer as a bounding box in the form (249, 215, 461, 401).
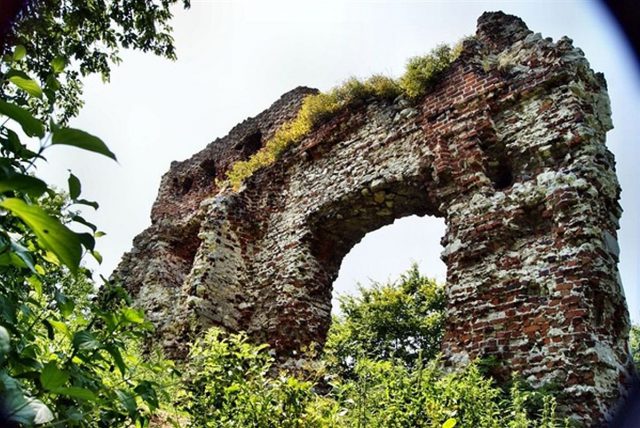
(364, 74, 402, 100)
(399, 44, 456, 99)
(324, 264, 446, 377)
(179, 326, 566, 428)
(179, 328, 318, 428)
(331, 77, 372, 104)
(178, 266, 566, 427)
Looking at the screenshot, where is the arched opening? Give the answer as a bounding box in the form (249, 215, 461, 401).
(332, 214, 447, 313)
(294, 177, 446, 358)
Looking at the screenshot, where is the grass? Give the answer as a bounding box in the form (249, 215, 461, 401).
(225, 41, 467, 190)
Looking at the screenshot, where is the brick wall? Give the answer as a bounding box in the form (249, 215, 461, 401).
(115, 12, 635, 426)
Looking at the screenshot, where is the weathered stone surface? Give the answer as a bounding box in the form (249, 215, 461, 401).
(115, 12, 635, 426)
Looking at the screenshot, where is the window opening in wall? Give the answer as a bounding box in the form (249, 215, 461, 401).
(331, 214, 446, 314)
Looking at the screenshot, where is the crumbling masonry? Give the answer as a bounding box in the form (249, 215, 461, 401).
(115, 12, 635, 426)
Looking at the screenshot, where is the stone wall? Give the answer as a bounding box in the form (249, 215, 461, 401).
(115, 12, 635, 426)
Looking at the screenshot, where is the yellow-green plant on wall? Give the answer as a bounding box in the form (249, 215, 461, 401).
(225, 41, 468, 190)
(399, 44, 457, 98)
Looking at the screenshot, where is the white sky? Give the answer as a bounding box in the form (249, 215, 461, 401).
(37, 0, 639, 322)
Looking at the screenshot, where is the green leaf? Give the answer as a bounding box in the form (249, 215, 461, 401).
(71, 214, 96, 232)
(0, 241, 36, 272)
(1, 128, 39, 160)
(40, 361, 69, 390)
(0, 173, 47, 197)
(28, 275, 42, 297)
(442, 418, 457, 428)
(45, 75, 60, 92)
(30, 400, 54, 425)
(74, 198, 99, 210)
(72, 330, 101, 352)
(42, 319, 55, 340)
(54, 290, 75, 317)
(65, 407, 83, 422)
(1, 373, 36, 425)
(51, 386, 96, 401)
(134, 381, 159, 410)
(68, 172, 81, 199)
(0, 326, 10, 356)
(13, 45, 26, 61)
(9, 76, 43, 98)
(52, 128, 117, 161)
(105, 344, 126, 376)
(116, 389, 137, 416)
(51, 56, 66, 73)
(122, 307, 144, 324)
(0, 100, 45, 138)
(47, 319, 69, 336)
(0, 198, 82, 272)
(76, 232, 95, 251)
(91, 250, 103, 264)
(94, 231, 106, 238)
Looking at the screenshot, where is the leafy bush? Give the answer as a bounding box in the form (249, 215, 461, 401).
(179, 328, 317, 428)
(224, 41, 466, 189)
(179, 327, 566, 428)
(324, 263, 446, 377)
(178, 266, 566, 428)
(333, 357, 564, 428)
(363, 74, 403, 100)
(399, 44, 457, 99)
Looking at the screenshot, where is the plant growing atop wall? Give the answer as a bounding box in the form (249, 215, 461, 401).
(225, 42, 467, 190)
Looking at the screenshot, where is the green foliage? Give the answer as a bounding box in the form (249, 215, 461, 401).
(325, 263, 446, 376)
(0, 48, 112, 274)
(399, 44, 457, 99)
(224, 41, 466, 189)
(1, 0, 191, 123)
(180, 328, 316, 428)
(363, 74, 403, 100)
(178, 266, 564, 427)
(333, 358, 563, 428)
(330, 75, 401, 105)
(179, 327, 566, 428)
(0, 256, 173, 426)
(630, 323, 640, 369)
(0, 42, 173, 427)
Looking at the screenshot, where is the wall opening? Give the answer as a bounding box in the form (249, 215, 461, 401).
(331, 215, 447, 314)
(235, 130, 262, 158)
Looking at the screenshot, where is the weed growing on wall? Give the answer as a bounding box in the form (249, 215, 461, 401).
(225, 41, 467, 190)
(399, 44, 457, 98)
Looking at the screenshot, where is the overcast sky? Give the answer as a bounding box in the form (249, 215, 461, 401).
(37, 0, 639, 322)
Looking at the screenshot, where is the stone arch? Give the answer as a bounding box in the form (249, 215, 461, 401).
(115, 12, 635, 425)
